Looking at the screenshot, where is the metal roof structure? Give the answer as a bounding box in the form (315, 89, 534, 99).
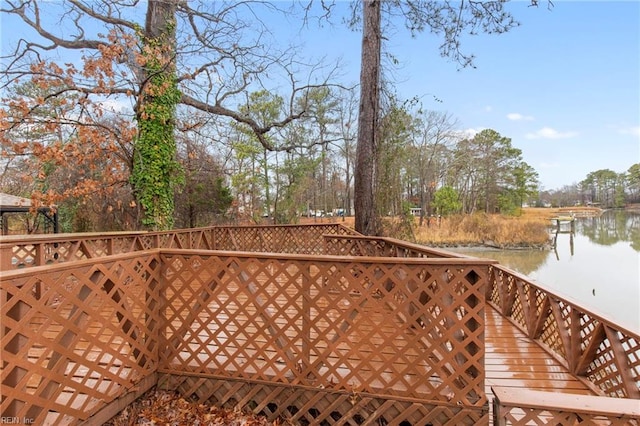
(0, 193, 33, 211)
(0, 192, 59, 234)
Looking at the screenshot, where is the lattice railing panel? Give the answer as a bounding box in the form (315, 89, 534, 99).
(324, 237, 397, 257)
(0, 252, 162, 424)
(158, 374, 490, 425)
(488, 264, 640, 399)
(540, 299, 569, 357)
(323, 235, 461, 259)
(159, 251, 490, 410)
(210, 224, 356, 254)
(188, 229, 215, 250)
(1, 236, 143, 270)
(588, 337, 627, 398)
(508, 279, 527, 326)
(0, 224, 358, 271)
(215, 227, 271, 252)
(579, 314, 600, 352)
(2, 243, 37, 268)
(107, 235, 141, 255)
(586, 331, 640, 398)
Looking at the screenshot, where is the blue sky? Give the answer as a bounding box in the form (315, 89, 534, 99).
(290, 1, 640, 190)
(2, 1, 638, 191)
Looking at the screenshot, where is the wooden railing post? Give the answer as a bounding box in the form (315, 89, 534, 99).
(0, 244, 13, 270)
(492, 397, 506, 426)
(34, 243, 44, 266)
(569, 308, 581, 373)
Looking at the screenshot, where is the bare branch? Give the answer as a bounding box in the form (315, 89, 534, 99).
(1, 0, 105, 50)
(67, 0, 139, 30)
(181, 93, 306, 152)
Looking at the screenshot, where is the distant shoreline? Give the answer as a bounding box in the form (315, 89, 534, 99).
(300, 206, 640, 250)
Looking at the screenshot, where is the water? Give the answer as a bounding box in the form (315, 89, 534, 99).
(449, 210, 640, 334)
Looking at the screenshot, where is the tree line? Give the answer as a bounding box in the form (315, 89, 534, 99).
(541, 164, 640, 209)
(3, 0, 635, 235)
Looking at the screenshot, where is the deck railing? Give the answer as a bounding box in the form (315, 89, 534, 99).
(321, 234, 640, 423)
(487, 264, 640, 399)
(157, 249, 492, 424)
(1, 225, 639, 424)
(0, 223, 356, 270)
(322, 234, 465, 259)
(0, 251, 162, 425)
(0, 246, 493, 424)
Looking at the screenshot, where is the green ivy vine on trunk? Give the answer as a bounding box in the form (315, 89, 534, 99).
(131, 26, 182, 231)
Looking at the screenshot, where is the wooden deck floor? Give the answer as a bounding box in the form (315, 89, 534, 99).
(485, 305, 593, 397)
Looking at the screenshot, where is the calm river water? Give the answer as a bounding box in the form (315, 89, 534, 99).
(449, 210, 640, 333)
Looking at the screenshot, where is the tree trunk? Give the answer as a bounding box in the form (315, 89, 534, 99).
(345, 156, 351, 220)
(354, 0, 381, 236)
(131, 0, 180, 230)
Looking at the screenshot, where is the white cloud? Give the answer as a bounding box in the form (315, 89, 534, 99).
(456, 127, 486, 138)
(525, 127, 578, 140)
(484, 105, 493, 113)
(97, 98, 132, 114)
(507, 112, 534, 121)
(618, 126, 640, 138)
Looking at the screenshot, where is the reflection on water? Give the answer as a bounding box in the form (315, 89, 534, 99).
(456, 248, 549, 276)
(450, 210, 640, 334)
(579, 210, 640, 250)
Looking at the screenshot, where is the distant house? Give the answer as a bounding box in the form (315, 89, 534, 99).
(0, 193, 59, 235)
(410, 207, 422, 216)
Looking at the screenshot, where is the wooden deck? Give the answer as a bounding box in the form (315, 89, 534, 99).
(22, 301, 595, 424)
(162, 301, 596, 400)
(3, 225, 636, 424)
(485, 306, 593, 397)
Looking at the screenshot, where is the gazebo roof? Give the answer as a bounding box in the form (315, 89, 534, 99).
(0, 193, 32, 211)
(0, 193, 59, 234)
(0, 193, 36, 213)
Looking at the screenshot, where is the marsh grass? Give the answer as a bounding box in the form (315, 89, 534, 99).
(411, 207, 602, 248)
(303, 207, 597, 248)
(413, 212, 551, 248)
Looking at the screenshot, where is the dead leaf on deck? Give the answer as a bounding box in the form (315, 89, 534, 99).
(105, 388, 275, 426)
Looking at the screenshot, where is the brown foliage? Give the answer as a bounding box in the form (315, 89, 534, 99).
(415, 212, 551, 248)
(106, 389, 275, 426)
(300, 212, 551, 248)
(0, 28, 141, 228)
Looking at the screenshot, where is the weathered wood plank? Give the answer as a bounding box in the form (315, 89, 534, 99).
(492, 386, 640, 417)
(484, 306, 593, 398)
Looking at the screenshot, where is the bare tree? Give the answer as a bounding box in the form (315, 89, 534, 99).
(335, 87, 359, 218)
(1, 0, 338, 229)
(411, 110, 459, 225)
